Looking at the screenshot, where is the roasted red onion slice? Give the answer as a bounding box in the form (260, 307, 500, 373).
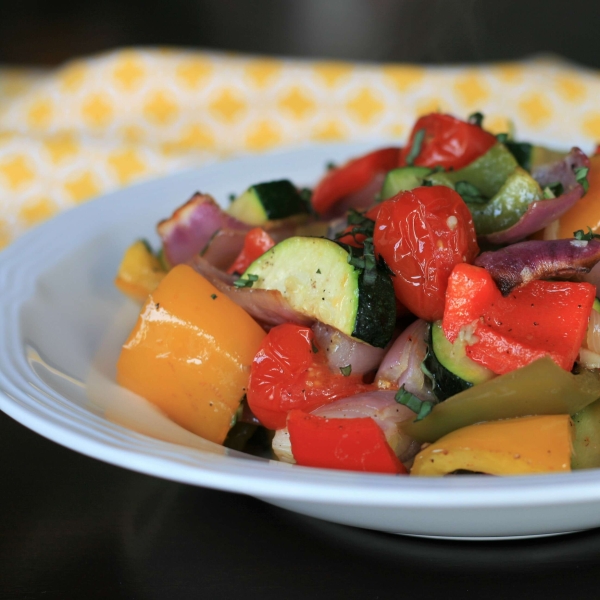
(158, 193, 250, 266)
(272, 390, 421, 464)
(375, 319, 435, 402)
(188, 255, 312, 328)
(479, 184, 586, 246)
(532, 147, 590, 189)
(200, 229, 248, 271)
(475, 239, 600, 295)
(479, 148, 590, 246)
(312, 322, 387, 375)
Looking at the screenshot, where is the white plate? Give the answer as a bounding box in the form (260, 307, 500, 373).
(3, 141, 600, 540)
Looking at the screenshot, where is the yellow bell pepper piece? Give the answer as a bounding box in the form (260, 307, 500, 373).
(411, 415, 573, 477)
(114, 240, 166, 303)
(116, 264, 266, 444)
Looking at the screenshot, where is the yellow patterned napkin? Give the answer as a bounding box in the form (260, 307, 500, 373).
(2, 47, 600, 248)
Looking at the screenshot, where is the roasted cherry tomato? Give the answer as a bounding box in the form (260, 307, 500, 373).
(227, 227, 275, 275)
(398, 113, 496, 171)
(246, 324, 374, 430)
(373, 185, 479, 322)
(311, 147, 400, 215)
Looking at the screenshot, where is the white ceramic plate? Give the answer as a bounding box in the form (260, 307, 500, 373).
(3, 141, 600, 540)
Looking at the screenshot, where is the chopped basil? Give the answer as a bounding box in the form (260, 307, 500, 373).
(455, 180, 487, 204)
(542, 181, 564, 199)
(505, 141, 533, 171)
(233, 273, 259, 288)
(228, 193, 236, 203)
(468, 111, 484, 127)
(394, 387, 435, 422)
(326, 161, 337, 171)
(574, 227, 600, 241)
(210, 294, 217, 300)
(575, 167, 590, 193)
(405, 128, 425, 166)
(340, 364, 352, 377)
(496, 132, 509, 144)
(422, 179, 433, 187)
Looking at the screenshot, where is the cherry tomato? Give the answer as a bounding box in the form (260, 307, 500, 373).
(373, 185, 479, 322)
(399, 113, 496, 171)
(311, 147, 400, 215)
(246, 324, 374, 430)
(227, 227, 275, 275)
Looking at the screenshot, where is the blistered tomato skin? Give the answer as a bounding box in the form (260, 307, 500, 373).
(247, 324, 374, 430)
(373, 186, 479, 322)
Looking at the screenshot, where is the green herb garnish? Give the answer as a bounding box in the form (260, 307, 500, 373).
(468, 111, 484, 127)
(210, 294, 217, 300)
(233, 273, 259, 288)
(405, 128, 425, 166)
(575, 167, 590, 193)
(394, 387, 435, 422)
(574, 227, 600, 241)
(455, 180, 487, 204)
(326, 161, 337, 171)
(542, 181, 564, 199)
(340, 365, 352, 377)
(496, 132, 509, 144)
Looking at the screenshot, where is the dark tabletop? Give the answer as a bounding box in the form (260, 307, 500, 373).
(2, 409, 600, 600)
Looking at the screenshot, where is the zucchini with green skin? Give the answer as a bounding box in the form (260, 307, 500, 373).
(424, 321, 495, 401)
(228, 180, 309, 225)
(243, 236, 396, 348)
(380, 167, 455, 200)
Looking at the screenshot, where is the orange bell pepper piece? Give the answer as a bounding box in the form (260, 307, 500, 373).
(116, 264, 266, 444)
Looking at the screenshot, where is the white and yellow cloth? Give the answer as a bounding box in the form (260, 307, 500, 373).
(1, 48, 600, 249)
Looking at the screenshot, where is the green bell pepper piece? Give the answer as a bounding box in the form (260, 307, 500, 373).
(402, 357, 600, 444)
(572, 398, 600, 470)
(446, 142, 518, 198)
(466, 166, 543, 235)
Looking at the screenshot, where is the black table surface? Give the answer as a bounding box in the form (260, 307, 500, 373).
(3, 410, 600, 599)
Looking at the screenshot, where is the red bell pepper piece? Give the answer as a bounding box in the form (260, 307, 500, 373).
(311, 147, 401, 215)
(227, 227, 276, 275)
(287, 410, 407, 474)
(399, 113, 497, 171)
(443, 263, 596, 374)
(246, 324, 374, 430)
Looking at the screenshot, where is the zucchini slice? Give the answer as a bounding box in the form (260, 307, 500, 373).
(424, 321, 495, 401)
(243, 237, 395, 347)
(380, 167, 455, 201)
(228, 180, 309, 225)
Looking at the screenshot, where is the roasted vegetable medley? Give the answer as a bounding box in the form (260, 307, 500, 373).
(114, 111, 600, 476)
